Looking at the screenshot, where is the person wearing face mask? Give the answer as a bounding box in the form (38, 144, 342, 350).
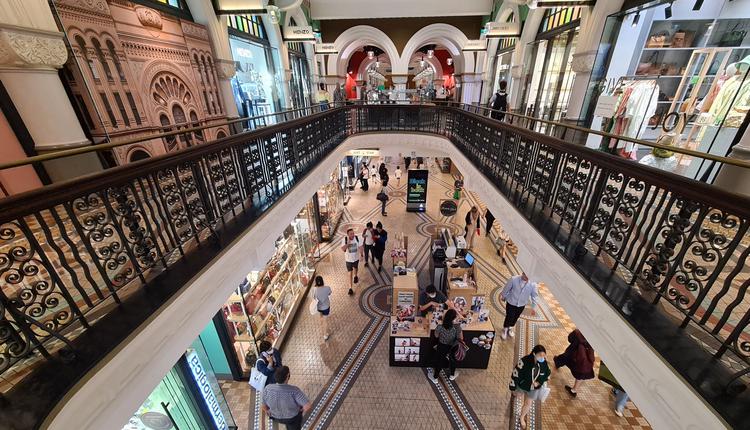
(418, 284, 448, 317)
(510, 344, 551, 429)
(256, 340, 282, 386)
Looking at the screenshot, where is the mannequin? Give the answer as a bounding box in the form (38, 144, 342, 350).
(708, 56, 750, 127)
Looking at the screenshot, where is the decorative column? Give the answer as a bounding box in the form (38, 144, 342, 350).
(713, 129, 750, 197)
(460, 73, 483, 105)
(0, 0, 101, 182)
(562, 0, 625, 125)
(391, 75, 408, 102)
(184, 0, 240, 119)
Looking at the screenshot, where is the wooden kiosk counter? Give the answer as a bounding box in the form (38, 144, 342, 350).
(388, 253, 496, 369)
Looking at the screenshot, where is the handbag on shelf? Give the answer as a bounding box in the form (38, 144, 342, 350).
(646, 31, 670, 47)
(636, 52, 658, 75)
(719, 23, 747, 47)
(670, 30, 694, 48)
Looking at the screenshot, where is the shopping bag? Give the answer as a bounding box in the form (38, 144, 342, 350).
(308, 298, 319, 315)
(454, 340, 470, 361)
(538, 384, 551, 403)
(248, 360, 267, 391)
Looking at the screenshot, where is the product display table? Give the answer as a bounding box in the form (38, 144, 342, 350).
(389, 314, 495, 368)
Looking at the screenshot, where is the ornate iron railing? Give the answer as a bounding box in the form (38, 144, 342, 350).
(0, 104, 748, 427)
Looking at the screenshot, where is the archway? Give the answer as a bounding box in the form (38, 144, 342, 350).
(327, 26, 400, 79)
(128, 149, 150, 162)
(397, 24, 472, 76)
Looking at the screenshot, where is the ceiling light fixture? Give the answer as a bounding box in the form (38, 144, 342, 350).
(376, 55, 380, 68)
(367, 50, 374, 59)
(665, 2, 673, 19)
(447, 58, 453, 66)
(267, 5, 280, 24)
(693, 0, 704, 10)
(427, 49, 434, 59)
(420, 56, 425, 67)
(632, 12, 640, 27)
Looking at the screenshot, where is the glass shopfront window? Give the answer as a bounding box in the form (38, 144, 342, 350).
(581, 0, 750, 182)
(228, 34, 284, 121)
(519, 7, 581, 123)
(288, 41, 312, 109)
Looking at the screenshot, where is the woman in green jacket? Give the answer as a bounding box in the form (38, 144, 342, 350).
(510, 344, 551, 429)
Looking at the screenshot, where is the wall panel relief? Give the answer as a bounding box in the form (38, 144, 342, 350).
(53, 0, 226, 166)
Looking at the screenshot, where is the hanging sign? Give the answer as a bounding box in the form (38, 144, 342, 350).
(348, 149, 380, 156)
(315, 43, 338, 54)
(406, 169, 429, 212)
(439, 200, 458, 217)
(486, 21, 521, 38)
(185, 350, 229, 430)
(594, 95, 619, 118)
(283, 25, 316, 41)
(462, 39, 488, 52)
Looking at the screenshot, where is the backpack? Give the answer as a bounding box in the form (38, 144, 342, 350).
(492, 92, 507, 111)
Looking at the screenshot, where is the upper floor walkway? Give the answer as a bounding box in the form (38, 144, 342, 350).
(0, 103, 749, 429)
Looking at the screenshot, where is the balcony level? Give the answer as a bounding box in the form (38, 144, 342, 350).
(0, 105, 748, 429)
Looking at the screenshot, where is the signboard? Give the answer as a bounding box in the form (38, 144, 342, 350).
(486, 21, 521, 38)
(347, 149, 380, 156)
(594, 95, 619, 118)
(406, 169, 429, 212)
(283, 25, 315, 41)
(213, 0, 263, 13)
(315, 43, 338, 54)
(186, 350, 229, 430)
(439, 200, 458, 217)
(462, 39, 488, 52)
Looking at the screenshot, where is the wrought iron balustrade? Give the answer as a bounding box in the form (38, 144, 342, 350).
(0, 104, 748, 428)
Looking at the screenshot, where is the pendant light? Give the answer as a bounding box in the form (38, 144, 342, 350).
(420, 56, 425, 67)
(632, 12, 640, 28)
(665, 1, 673, 19)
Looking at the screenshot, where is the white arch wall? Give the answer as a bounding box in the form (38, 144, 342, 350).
(397, 23, 473, 75)
(327, 25, 400, 78)
(46, 132, 727, 430)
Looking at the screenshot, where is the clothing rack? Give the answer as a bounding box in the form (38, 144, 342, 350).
(606, 76, 660, 143)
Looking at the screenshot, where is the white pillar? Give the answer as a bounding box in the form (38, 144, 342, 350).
(0, 0, 101, 182)
(392, 75, 408, 101)
(509, 8, 545, 111)
(713, 129, 750, 197)
(460, 73, 483, 105)
(184, 0, 239, 119)
(564, 0, 625, 123)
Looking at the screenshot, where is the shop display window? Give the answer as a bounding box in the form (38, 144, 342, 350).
(317, 168, 344, 241)
(228, 35, 284, 121)
(582, 0, 750, 182)
(220, 208, 315, 374)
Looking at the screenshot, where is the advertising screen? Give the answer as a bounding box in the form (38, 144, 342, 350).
(406, 169, 428, 212)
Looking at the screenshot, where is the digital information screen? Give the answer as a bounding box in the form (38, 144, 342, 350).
(406, 169, 428, 212)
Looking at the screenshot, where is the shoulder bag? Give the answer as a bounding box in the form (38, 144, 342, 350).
(538, 383, 551, 403)
(454, 338, 470, 361)
(249, 359, 267, 391)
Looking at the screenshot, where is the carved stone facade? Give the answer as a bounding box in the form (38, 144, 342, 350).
(53, 0, 229, 165)
(0, 24, 68, 69)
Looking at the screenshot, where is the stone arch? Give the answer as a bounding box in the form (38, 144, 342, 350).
(406, 54, 443, 81)
(357, 57, 393, 79)
(141, 61, 200, 124)
(216, 130, 227, 139)
(398, 24, 472, 76)
(128, 147, 151, 162)
(327, 26, 400, 78)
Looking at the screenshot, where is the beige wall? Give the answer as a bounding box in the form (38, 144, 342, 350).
(0, 110, 42, 196)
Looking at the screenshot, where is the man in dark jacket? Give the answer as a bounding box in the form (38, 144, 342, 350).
(372, 222, 388, 271)
(489, 80, 508, 121)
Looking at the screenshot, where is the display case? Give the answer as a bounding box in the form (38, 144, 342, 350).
(316, 172, 344, 241)
(220, 212, 315, 375)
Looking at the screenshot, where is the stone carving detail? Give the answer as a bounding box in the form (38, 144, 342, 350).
(135, 6, 162, 31)
(571, 51, 597, 74)
(0, 28, 68, 69)
(181, 22, 209, 41)
(215, 59, 236, 80)
(57, 0, 109, 13)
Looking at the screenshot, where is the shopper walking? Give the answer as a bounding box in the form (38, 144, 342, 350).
(488, 80, 508, 121)
(341, 228, 362, 295)
(359, 162, 369, 191)
(313, 276, 333, 341)
(372, 221, 388, 271)
(500, 273, 538, 340)
(380, 166, 389, 188)
(598, 361, 629, 417)
(371, 164, 379, 185)
(510, 345, 551, 429)
(362, 222, 375, 265)
(484, 208, 495, 237)
(496, 231, 509, 264)
(377, 187, 389, 216)
(347, 164, 355, 189)
(404, 155, 411, 170)
(256, 340, 282, 385)
(429, 308, 463, 383)
(464, 206, 480, 249)
(316, 84, 331, 111)
(395, 166, 402, 187)
(554, 328, 595, 397)
(262, 366, 312, 430)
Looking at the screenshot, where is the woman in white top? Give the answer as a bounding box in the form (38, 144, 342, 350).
(314, 276, 333, 341)
(394, 166, 402, 187)
(362, 222, 375, 265)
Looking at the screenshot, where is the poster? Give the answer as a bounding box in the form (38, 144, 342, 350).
(406, 169, 428, 212)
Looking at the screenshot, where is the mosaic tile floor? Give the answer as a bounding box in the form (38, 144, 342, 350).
(219, 160, 651, 430)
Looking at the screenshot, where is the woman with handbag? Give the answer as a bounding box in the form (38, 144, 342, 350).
(510, 344, 551, 429)
(314, 275, 332, 341)
(429, 309, 463, 383)
(255, 340, 282, 386)
(554, 328, 595, 397)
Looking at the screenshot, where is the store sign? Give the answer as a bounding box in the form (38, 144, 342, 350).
(348, 149, 379, 156)
(234, 47, 254, 59)
(462, 39, 488, 52)
(486, 21, 520, 38)
(439, 200, 458, 217)
(594, 95, 619, 118)
(213, 0, 264, 13)
(283, 25, 316, 41)
(406, 169, 429, 212)
(315, 43, 338, 54)
(186, 350, 229, 430)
